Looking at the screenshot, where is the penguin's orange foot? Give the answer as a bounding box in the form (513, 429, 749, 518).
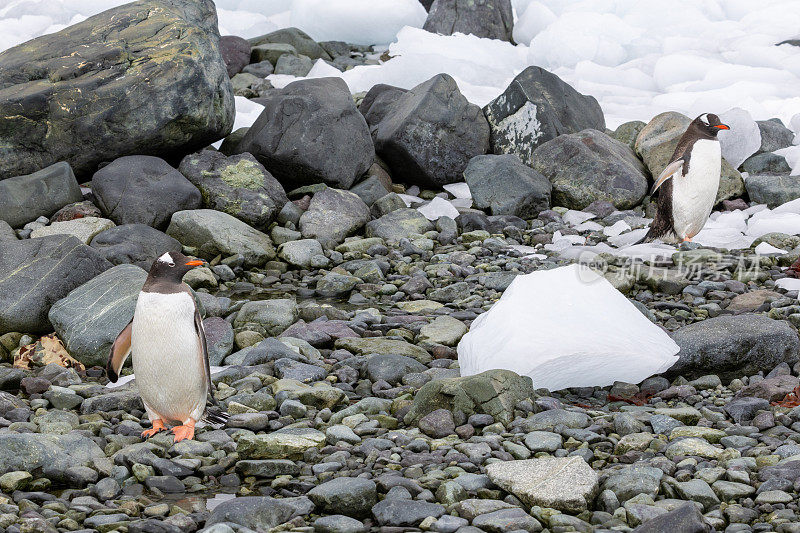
(141, 419, 166, 439)
(682, 237, 693, 243)
(171, 419, 195, 442)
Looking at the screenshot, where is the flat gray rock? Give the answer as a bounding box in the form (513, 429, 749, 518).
(486, 457, 598, 513)
(49, 264, 146, 367)
(0, 235, 112, 334)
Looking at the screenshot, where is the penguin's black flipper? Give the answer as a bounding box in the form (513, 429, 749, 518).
(107, 320, 133, 383)
(203, 405, 229, 427)
(193, 308, 218, 405)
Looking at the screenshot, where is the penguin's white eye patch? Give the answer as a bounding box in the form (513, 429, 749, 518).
(158, 252, 175, 267)
(699, 113, 709, 125)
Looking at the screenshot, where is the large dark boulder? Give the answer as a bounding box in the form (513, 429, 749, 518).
(49, 264, 147, 367)
(0, 235, 112, 334)
(668, 314, 800, 380)
(299, 188, 371, 247)
(0, 162, 82, 228)
(92, 156, 201, 230)
(179, 150, 288, 230)
(755, 119, 794, 154)
(236, 77, 374, 190)
(424, 0, 513, 42)
(373, 74, 490, 187)
(89, 224, 183, 270)
(220, 35, 251, 77)
(465, 154, 551, 217)
(0, 0, 234, 178)
(483, 66, 605, 166)
(360, 84, 409, 131)
(532, 129, 648, 210)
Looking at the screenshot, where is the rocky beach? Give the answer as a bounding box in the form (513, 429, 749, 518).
(1, 0, 800, 532)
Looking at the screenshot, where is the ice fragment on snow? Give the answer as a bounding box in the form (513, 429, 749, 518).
(417, 196, 459, 221)
(443, 182, 472, 199)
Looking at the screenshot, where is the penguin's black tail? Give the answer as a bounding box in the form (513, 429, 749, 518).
(204, 405, 229, 427)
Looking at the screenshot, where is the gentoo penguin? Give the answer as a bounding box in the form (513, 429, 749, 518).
(106, 251, 226, 442)
(643, 113, 730, 243)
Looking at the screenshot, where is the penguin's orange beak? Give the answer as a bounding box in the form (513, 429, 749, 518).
(185, 260, 204, 267)
(714, 124, 730, 130)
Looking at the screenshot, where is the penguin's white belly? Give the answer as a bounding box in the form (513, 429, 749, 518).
(671, 139, 721, 239)
(131, 291, 207, 423)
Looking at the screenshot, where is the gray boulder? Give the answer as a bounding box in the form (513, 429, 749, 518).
(483, 66, 605, 166)
(756, 119, 794, 154)
(635, 111, 744, 203)
(741, 153, 791, 175)
(0, 221, 15, 241)
(365, 208, 434, 243)
(178, 150, 288, 230)
(0, 433, 106, 484)
(92, 156, 201, 230)
(746, 174, 800, 207)
(90, 224, 183, 270)
(219, 35, 250, 78)
(533, 129, 648, 209)
(166, 209, 276, 267)
(204, 316, 234, 365)
(360, 84, 409, 131)
(274, 54, 313, 76)
(465, 154, 551, 217)
(49, 264, 147, 367)
(404, 369, 535, 426)
(668, 314, 800, 380)
(0, 162, 82, 228)
(299, 188, 371, 247)
(206, 496, 314, 530)
(0, 0, 234, 178)
(631, 502, 708, 533)
(366, 354, 427, 385)
(373, 74, 490, 187)
(350, 175, 392, 207)
(424, 0, 513, 41)
(308, 477, 378, 518)
(0, 235, 112, 334)
(248, 28, 331, 61)
(236, 77, 374, 190)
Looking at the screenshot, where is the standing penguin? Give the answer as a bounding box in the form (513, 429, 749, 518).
(643, 113, 730, 243)
(106, 251, 226, 442)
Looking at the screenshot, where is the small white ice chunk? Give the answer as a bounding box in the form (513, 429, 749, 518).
(604, 220, 631, 237)
(417, 196, 459, 221)
(717, 108, 761, 170)
(776, 278, 800, 293)
(443, 182, 472, 199)
(755, 242, 787, 255)
(458, 264, 680, 391)
(563, 210, 596, 226)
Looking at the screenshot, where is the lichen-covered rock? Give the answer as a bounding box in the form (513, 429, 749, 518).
(166, 209, 276, 267)
(404, 369, 535, 425)
(0, 0, 234, 178)
(532, 129, 648, 210)
(635, 111, 744, 203)
(49, 264, 146, 367)
(0, 163, 82, 228)
(248, 28, 331, 61)
(236, 77, 374, 190)
(92, 156, 201, 230)
(0, 235, 112, 334)
(178, 150, 288, 230)
(373, 74, 490, 187)
(424, 0, 513, 41)
(484, 66, 605, 166)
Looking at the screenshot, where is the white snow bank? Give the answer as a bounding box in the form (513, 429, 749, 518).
(289, 0, 426, 45)
(457, 264, 680, 391)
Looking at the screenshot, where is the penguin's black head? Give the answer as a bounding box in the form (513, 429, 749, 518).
(695, 113, 730, 137)
(146, 251, 204, 286)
